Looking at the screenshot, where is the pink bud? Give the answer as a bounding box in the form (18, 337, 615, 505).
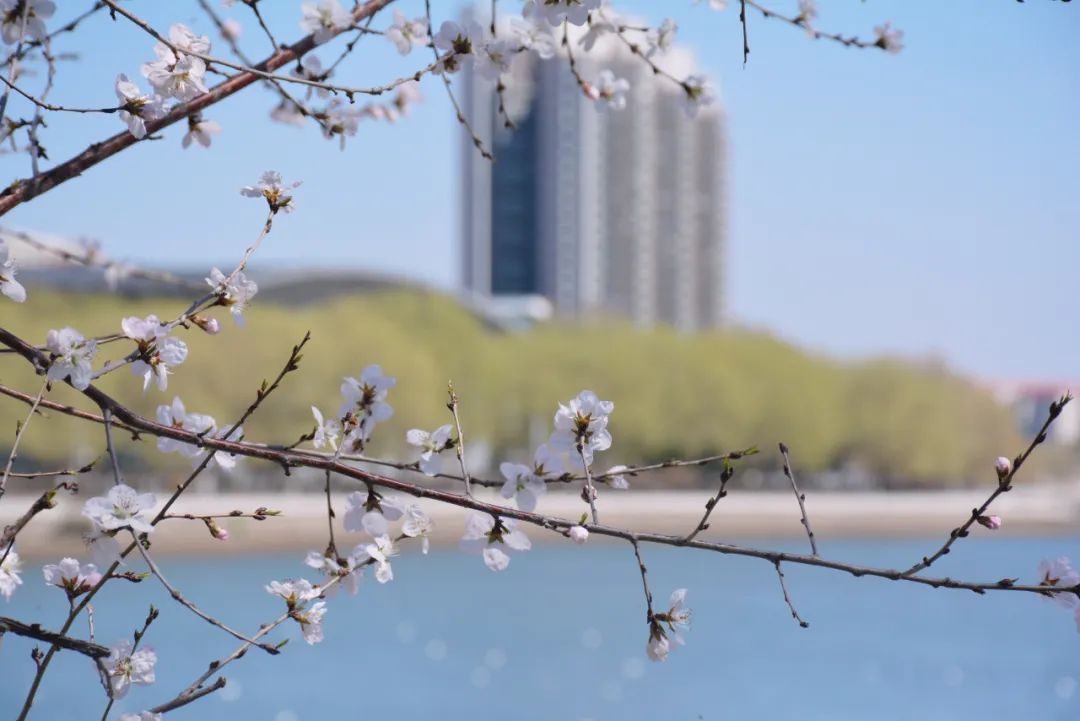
(976, 515, 1002, 530)
(203, 317, 221, 335)
(568, 525, 589, 545)
(995, 456, 1011, 478)
(205, 518, 229, 541)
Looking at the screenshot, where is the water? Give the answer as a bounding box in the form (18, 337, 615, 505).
(2, 537, 1079, 721)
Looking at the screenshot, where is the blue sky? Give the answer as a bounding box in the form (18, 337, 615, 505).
(1, 1, 1077, 379)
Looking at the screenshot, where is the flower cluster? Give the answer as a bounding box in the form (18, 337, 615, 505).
(337, 364, 396, 450)
(156, 396, 242, 471)
(206, 267, 258, 325)
(647, 589, 692, 661)
(241, 170, 302, 215)
(460, 512, 531, 572)
(45, 327, 97, 390)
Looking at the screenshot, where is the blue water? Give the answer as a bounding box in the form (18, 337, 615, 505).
(2, 537, 1079, 721)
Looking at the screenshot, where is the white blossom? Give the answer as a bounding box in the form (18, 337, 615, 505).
(320, 98, 362, 149)
(0, 545, 21, 600)
(692, 0, 727, 10)
(82, 484, 156, 535)
(498, 459, 546, 513)
(603, 464, 630, 489)
(0, 0, 54, 45)
(591, 70, 630, 111)
(156, 396, 215, 458)
(220, 18, 242, 42)
(292, 55, 332, 100)
(206, 267, 258, 324)
(240, 170, 301, 214)
(578, 18, 613, 52)
(43, 557, 101, 595)
(507, 16, 556, 59)
(386, 10, 429, 55)
(300, 0, 351, 45)
(526, 0, 601, 27)
(1039, 557, 1080, 610)
(181, 116, 221, 149)
(0, 240, 26, 302)
(401, 504, 433, 554)
(84, 528, 122, 568)
(460, 512, 531, 572)
(122, 314, 188, 392)
(339, 364, 396, 447)
(343, 490, 405, 536)
(141, 31, 208, 102)
(647, 588, 692, 661)
(568, 525, 589, 544)
(797, 0, 817, 24)
(296, 600, 327, 644)
(646, 628, 671, 661)
(874, 21, 903, 54)
(270, 100, 307, 127)
(265, 578, 320, 605)
(355, 534, 397, 583)
(550, 390, 614, 465)
(680, 75, 715, 118)
(645, 19, 677, 57)
(406, 424, 453, 476)
(45, 327, 96, 390)
(305, 551, 361, 595)
(311, 406, 340, 450)
(433, 20, 483, 74)
(115, 74, 165, 140)
(106, 640, 157, 699)
(119, 713, 162, 721)
(474, 38, 513, 80)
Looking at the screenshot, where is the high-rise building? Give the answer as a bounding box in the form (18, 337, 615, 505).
(461, 35, 727, 331)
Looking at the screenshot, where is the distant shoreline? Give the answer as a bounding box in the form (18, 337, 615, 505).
(5, 485, 1079, 558)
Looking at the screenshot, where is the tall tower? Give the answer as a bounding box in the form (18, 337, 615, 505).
(461, 34, 726, 330)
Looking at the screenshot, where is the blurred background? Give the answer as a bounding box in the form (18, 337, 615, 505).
(0, 1, 1077, 720)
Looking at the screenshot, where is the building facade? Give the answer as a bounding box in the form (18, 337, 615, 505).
(461, 42, 727, 331)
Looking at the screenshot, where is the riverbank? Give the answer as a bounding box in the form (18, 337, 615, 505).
(4, 484, 1079, 558)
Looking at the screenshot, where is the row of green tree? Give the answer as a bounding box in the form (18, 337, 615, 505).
(0, 289, 1022, 487)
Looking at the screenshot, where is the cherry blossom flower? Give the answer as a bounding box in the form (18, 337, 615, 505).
(0, 240, 26, 302)
(311, 406, 340, 450)
(82, 484, 156, 535)
(645, 19, 677, 57)
(320, 98, 362, 149)
(507, 16, 556, 59)
(401, 504, 433, 554)
(406, 424, 454, 476)
(433, 20, 483, 73)
(141, 31, 208, 102)
(156, 396, 215, 458)
(339, 364, 396, 447)
(115, 74, 165, 140)
(181, 115, 221, 149)
(206, 424, 244, 472)
(392, 80, 423, 116)
(84, 528, 122, 568)
(305, 551, 362, 595)
(343, 490, 405, 536)
(106, 640, 157, 699)
(874, 21, 904, 54)
(355, 534, 397, 583)
(270, 100, 307, 127)
(296, 600, 328, 644)
(591, 70, 630, 110)
(568, 525, 589, 544)
(206, 267, 258, 325)
(240, 170, 301, 214)
(45, 327, 96, 390)
(602, 464, 630, 489)
(300, 0, 351, 45)
(386, 10, 429, 55)
(526, 0, 601, 27)
(1038, 558, 1080, 609)
(43, 557, 101, 597)
(647, 588, 692, 661)
(499, 458, 547, 513)
(292, 55, 332, 100)
(797, 0, 818, 25)
(0, 545, 21, 600)
(0, 0, 54, 45)
(266, 578, 320, 606)
(475, 37, 513, 80)
(460, 513, 531, 572)
(681, 75, 715, 118)
(550, 390, 614, 465)
(578, 18, 613, 52)
(692, 0, 727, 10)
(122, 315, 188, 392)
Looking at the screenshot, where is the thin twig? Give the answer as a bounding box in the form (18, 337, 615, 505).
(773, 560, 809, 628)
(779, 442, 818, 556)
(684, 459, 737, 542)
(446, 381, 472, 497)
(0, 379, 48, 500)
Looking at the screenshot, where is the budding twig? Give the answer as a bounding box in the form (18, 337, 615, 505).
(779, 442, 818, 557)
(446, 381, 473, 497)
(773, 561, 809, 628)
(0, 379, 48, 500)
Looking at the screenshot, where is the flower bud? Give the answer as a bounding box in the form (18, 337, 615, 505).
(568, 525, 589, 545)
(580, 485, 597, 503)
(976, 515, 1002, 530)
(995, 456, 1011, 479)
(204, 518, 229, 541)
(192, 315, 221, 335)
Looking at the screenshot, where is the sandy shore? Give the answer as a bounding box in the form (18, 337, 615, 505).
(4, 484, 1079, 558)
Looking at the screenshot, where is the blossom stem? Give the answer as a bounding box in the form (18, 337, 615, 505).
(0, 378, 47, 500)
(578, 443, 600, 524)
